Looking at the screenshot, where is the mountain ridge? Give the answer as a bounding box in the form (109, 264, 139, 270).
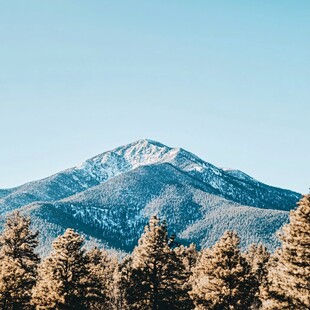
(0, 139, 301, 254)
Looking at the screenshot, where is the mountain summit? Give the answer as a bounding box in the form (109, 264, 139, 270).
(0, 139, 301, 254)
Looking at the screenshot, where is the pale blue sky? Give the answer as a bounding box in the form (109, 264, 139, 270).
(0, 1, 309, 193)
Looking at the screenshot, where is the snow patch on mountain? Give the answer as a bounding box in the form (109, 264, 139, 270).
(0, 139, 301, 254)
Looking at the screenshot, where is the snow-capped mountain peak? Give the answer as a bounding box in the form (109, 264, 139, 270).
(75, 139, 184, 183)
(0, 139, 301, 254)
(0, 139, 300, 214)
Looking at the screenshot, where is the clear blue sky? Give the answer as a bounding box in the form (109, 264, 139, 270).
(0, 1, 309, 193)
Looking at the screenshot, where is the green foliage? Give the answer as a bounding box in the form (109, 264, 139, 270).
(32, 229, 90, 310)
(245, 243, 270, 309)
(0, 211, 39, 310)
(263, 194, 310, 309)
(85, 247, 118, 309)
(0, 196, 309, 310)
(190, 231, 259, 310)
(124, 216, 193, 310)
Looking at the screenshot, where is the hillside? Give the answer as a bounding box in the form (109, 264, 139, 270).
(0, 139, 301, 254)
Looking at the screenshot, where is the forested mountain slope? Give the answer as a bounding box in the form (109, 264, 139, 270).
(0, 139, 301, 254)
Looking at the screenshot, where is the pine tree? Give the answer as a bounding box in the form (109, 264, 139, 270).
(85, 247, 118, 310)
(125, 216, 193, 310)
(263, 194, 310, 309)
(116, 255, 133, 310)
(245, 244, 270, 309)
(169, 246, 195, 310)
(174, 243, 198, 274)
(173, 244, 198, 309)
(31, 229, 90, 310)
(190, 231, 259, 310)
(0, 211, 39, 310)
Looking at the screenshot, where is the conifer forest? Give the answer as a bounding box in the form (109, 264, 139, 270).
(0, 195, 309, 310)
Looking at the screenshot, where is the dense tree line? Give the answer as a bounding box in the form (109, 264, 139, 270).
(0, 194, 309, 309)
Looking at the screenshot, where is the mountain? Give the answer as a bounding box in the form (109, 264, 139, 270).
(0, 139, 301, 255)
